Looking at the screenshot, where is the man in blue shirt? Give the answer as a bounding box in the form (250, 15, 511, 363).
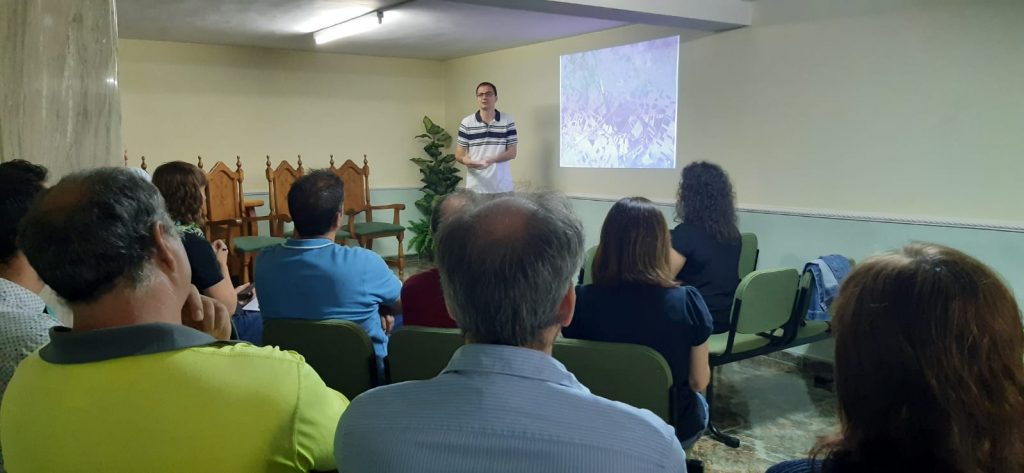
(255, 171, 401, 363)
(336, 193, 687, 473)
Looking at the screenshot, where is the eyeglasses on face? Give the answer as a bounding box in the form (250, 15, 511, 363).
(476, 92, 495, 98)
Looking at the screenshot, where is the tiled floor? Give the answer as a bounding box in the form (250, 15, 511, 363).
(691, 356, 838, 472)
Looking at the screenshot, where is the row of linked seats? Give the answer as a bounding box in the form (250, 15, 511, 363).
(263, 232, 847, 449)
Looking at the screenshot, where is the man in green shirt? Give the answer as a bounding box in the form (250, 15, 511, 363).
(1, 168, 348, 473)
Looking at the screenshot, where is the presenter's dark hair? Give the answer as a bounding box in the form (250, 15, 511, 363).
(675, 161, 739, 244)
(476, 82, 497, 96)
(288, 170, 344, 237)
(811, 243, 1024, 472)
(593, 197, 676, 288)
(0, 160, 48, 264)
(152, 161, 207, 226)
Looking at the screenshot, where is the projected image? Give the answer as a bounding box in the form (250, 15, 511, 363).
(560, 36, 679, 169)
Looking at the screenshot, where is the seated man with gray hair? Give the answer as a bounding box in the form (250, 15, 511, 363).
(1, 168, 348, 473)
(336, 192, 687, 472)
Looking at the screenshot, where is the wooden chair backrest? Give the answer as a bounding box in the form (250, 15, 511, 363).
(201, 156, 245, 223)
(266, 155, 304, 235)
(329, 154, 371, 218)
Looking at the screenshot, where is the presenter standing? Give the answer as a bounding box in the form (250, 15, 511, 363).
(456, 82, 517, 194)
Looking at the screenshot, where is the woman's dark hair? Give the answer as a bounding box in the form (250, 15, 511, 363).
(0, 160, 49, 265)
(593, 197, 676, 288)
(675, 161, 739, 244)
(152, 161, 207, 226)
(811, 243, 1024, 472)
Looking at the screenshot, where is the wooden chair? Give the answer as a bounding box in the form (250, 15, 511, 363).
(199, 156, 282, 283)
(329, 155, 406, 278)
(122, 151, 148, 171)
(265, 155, 304, 237)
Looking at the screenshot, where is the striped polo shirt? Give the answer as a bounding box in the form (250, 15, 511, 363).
(458, 110, 517, 193)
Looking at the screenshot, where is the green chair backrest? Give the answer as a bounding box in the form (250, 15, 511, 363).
(263, 319, 375, 399)
(553, 338, 673, 423)
(581, 245, 599, 285)
(388, 326, 464, 382)
(732, 268, 799, 334)
(739, 232, 759, 279)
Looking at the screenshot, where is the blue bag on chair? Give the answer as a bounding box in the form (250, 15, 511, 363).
(803, 255, 852, 321)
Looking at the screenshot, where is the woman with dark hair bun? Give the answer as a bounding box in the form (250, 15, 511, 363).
(669, 161, 741, 334)
(768, 243, 1024, 473)
(151, 161, 237, 311)
(565, 196, 713, 447)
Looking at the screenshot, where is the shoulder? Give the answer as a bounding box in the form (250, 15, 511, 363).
(460, 113, 477, 125)
(766, 459, 823, 473)
(574, 392, 681, 451)
(499, 112, 515, 123)
(189, 342, 310, 369)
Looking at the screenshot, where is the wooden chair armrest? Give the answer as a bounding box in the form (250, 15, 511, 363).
(368, 204, 406, 211)
(369, 204, 405, 225)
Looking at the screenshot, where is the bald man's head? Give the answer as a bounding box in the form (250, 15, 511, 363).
(435, 192, 583, 347)
(19, 168, 177, 303)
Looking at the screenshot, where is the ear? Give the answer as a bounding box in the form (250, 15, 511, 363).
(151, 222, 181, 276)
(556, 283, 575, 328)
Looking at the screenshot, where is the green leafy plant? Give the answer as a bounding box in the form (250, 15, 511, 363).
(408, 116, 462, 260)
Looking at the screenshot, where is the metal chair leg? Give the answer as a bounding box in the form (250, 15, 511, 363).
(705, 367, 741, 448)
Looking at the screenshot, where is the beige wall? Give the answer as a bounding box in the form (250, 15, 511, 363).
(443, 2, 1024, 222)
(119, 39, 446, 191)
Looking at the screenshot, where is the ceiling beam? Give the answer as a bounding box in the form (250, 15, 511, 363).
(443, 0, 752, 31)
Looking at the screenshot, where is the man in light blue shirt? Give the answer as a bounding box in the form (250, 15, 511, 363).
(335, 192, 687, 473)
(255, 170, 401, 362)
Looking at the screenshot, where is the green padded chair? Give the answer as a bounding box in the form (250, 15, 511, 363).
(387, 326, 464, 383)
(706, 267, 799, 448)
(387, 327, 675, 424)
(738, 232, 759, 279)
(708, 268, 799, 361)
(263, 319, 377, 399)
(553, 338, 674, 424)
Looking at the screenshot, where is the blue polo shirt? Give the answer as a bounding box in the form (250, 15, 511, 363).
(255, 239, 401, 360)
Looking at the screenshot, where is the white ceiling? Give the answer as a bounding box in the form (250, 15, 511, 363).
(116, 0, 748, 60)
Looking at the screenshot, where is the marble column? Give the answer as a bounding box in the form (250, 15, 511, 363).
(0, 0, 122, 177)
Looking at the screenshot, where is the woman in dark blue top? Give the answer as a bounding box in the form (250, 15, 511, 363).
(564, 197, 713, 447)
(669, 161, 741, 334)
(767, 244, 1024, 473)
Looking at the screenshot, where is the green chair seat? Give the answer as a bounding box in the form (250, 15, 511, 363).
(353, 222, 404, 237)
(233, 236, 285, 253)
(708, 332, 771, 356)
(793, 321, 831, 343)
(334, 228, 351, 240)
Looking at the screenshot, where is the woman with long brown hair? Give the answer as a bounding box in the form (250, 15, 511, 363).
(563, 196, 714, 447)
(151, 161, 237, 311)
(768, 243, 1024, 473)
(670, 161, 741, 334)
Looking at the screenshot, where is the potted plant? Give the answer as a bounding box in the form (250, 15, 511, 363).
(408, 116, 461, 261)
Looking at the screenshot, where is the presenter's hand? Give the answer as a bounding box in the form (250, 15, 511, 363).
(181, 285, 233, 340)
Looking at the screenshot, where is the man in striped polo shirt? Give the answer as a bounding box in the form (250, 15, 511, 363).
(456, 81, 518, 194)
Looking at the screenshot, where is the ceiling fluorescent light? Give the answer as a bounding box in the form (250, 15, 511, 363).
(314, 10, 383, 45)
